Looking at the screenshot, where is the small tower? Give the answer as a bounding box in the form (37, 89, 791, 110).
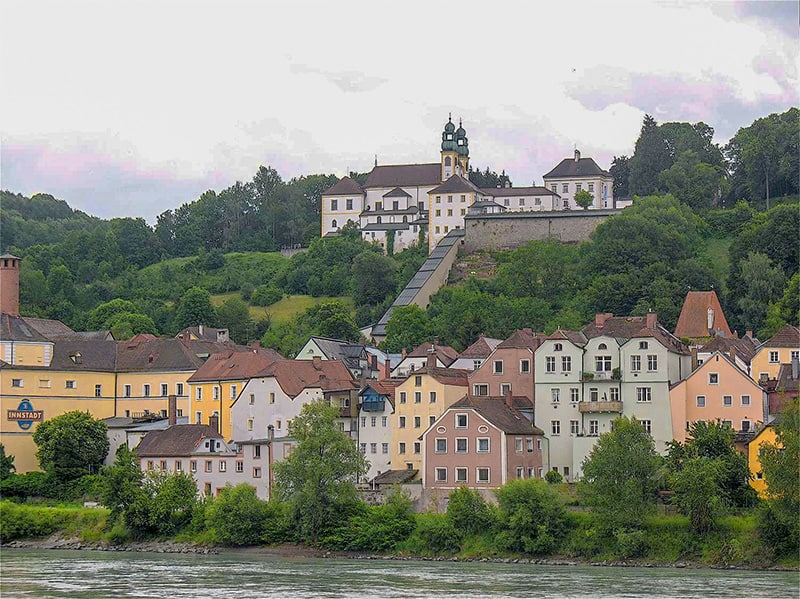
(0, 252, 21, 316)
(440, 114, 458, 182)
(454, 118, 470, 175)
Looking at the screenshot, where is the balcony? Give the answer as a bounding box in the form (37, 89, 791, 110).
(578, 401, 623, 413)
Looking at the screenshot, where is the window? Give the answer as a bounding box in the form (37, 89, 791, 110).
(399, 416, 406, 428)
(429, 391, 437, 403)
(447, 209, 453, 217)
(435, 196, 441, 203)
(477, 438, 489, 453)
(456, 438, 468, 453)
(213, 386, 220, 401)
(708, 373, 719, 385)
(570, 420, 579, 435)
(230, 385, 237, 399)
(205, 460, 213, 473)
(554, 343, 563, 351)
(253, 445, 261, 458)
(493, 360, 503, 374)
(331, 199, 338, 210)
(476, 468, 490, 483)
(456, 413, 467, 428)
(195, 411, 202, 424)
(474, 383, 489, 396)
(123, 384, 131, 397)
(516, 467, 524, 478)
(370, 443, 377, 454)
(382, 443, 388, 454)
(570, 388, 579, 403)
(723, 395, 732, 407)
(647, 355, 658, 371)
(631, 355, 641, 372)
(551, 184, 557, 192)
(371, 416, 377, 427)
(269, 392, 275, 404)
(196, 388, 202, 401)
(435, 467, 447, 482)
(520, 359, 530, 374)
(399, 442, 406, 454)
(175, 460, 183, 472)
(253, 467, 262, 478)
(500, 383, 512, 396)
(161, 383, 168, 397)
(346, 198, 353, 210)
(414, 392, 422, 404)
(189, 460, 197, 473)
(589, 420, 599, 436)
(382, 416, 388, 427)
(722, 420, 733, 429)
(639, 341, 649, 350)
(447, 195, 453, 203)
(769, 350, 779, 363)
(435, 209, 441, 217)
(588, 183, 594, 192)
(455, 468, 467, 483)
(147, 460, 154, 471)
(360, 417, 366, 428)
(545, 356, 556, 373)
(741, 420, 751, 432)
(399, 391, 407, 404)
(515, 438, 523, 453)
(93, 384, 102, 397)
(160, 460, 168, 471)
(174, 382, 183, 396)
(414, 376, 422, 387)
(609, 387, 620, 401)
(562, 356, 571, 372)
(637, 387, 652, 402)
(66, 380, 76, 389)
(696, 395, 706, 408)
(792, 350, 800, 362)
(360, 443, 367, 454)
(413, 442, 421, 454)
(249, 393, 255, 405)
(276, 419, 282, 430)
(519, 198, 525, 206)
(429, 415, 436, 426)
(435, 438, 447, 453)
(247, 419, 254, 431)
(551, 388, 560, 403)
(551, 420, 561, 435)
(741, 395, 751, 406)
(595, 356, 612, 371)
(589, 388, 599, 401)
(563, 466, 570, 479)
(460, 194, 466, 203)
(143, 384, 150, 397)
(38, 379, 50, 388)
(219, 460, 227, 472)
(235, 460, 243, 473)
(640, 420, 652, 434)
(562, 183, 568, 193)
(414, 416, 421, 428)
(575, 183, 582, 192)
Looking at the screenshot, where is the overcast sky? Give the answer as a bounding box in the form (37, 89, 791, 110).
(1, 0, 797, 224)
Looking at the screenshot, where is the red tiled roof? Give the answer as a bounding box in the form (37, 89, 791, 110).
(264, 359, 357, 397)
(407, 342, 459, 365)
(459, 335, 502, 359)
(188, 351, 279, 382)
(321, 176, 364, 196)
(761, 325, 800, 349)
(411, 365, 469, 386)
(364, 163, 441, 188)
(497, 328, 547, 349)
(674, 291, 732, 339)
(135, 425, 223, 457)
(449, 396, 543, 435)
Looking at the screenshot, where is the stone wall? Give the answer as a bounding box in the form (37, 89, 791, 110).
(462, 209, 619, 252)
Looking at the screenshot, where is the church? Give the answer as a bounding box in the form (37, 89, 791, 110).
(320, 116, 613, 253)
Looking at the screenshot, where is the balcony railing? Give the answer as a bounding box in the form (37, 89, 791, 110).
(578, 401, 623, 413)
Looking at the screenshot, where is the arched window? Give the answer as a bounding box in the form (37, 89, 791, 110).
(332, 219, 338, 229)
(376, 216, 382, 224)
(554, 343, 562, 351)
(444, 157, 451, 166)
(598, 343, 607, 350)
(402, 215, 408, 223)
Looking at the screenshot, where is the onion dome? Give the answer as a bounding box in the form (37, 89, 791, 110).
(441, 114, 456, 151)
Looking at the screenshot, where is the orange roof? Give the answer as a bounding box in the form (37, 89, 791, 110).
(188, 351, 278, 382)
(264, 359, 357, 397)
(674, 291, 732, 339)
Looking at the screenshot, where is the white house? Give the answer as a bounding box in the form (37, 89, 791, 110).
(542, 149, 614, 210)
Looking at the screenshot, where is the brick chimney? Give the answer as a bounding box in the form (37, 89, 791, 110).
(0, 253, 21, 316)
(312, 355, 323, 370)
(208, 413, 220, 433)
(646, 311, 658, 329)
(426, 349, 437, 370)
(504, 388, 513, 409)
(691, 348, 698, 371)
(168, 394, 177, 426)
(594, 313, 612, 328)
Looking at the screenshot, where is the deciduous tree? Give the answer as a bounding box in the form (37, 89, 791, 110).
(33, 411, 109, 482)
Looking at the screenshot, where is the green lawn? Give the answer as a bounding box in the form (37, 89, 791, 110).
(211, 293, 353, 324)
(700, 237, 732, 294)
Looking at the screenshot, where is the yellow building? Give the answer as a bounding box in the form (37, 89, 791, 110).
(748, 424, 778, 497)
(751, 325, 800, 382)
(391, 353, 468, 473)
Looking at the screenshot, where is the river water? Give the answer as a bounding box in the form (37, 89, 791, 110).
(0, 549, 797, 598)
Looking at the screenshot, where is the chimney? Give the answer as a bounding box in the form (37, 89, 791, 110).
(504, 388, 513, 409)
(168, 394, 177, 426)
(426, 349, 437, 370)
(646, 311, 658, 329)
(730, 348, 737, 364)
(208, 413, 220, 433)
(312, 355, 323, 370)
(0, 253, 21, 316)
(251, 341, 261, 349)
(746, 330, 753, 339)
(267, 424, 275, 441)
(433, 336, 440, 348)
(691, 348, 698, 371)
(594, 313, 612, 328)
(384, 358, 391, 380)
(199, 324, 204, 337)
(401, 347, 407, 359)
(574, 149, 581, 162)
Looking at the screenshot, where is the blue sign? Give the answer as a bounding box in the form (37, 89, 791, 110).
(8, 399, 44, 430)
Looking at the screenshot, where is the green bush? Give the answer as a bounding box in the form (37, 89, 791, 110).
(323, 489, 415, 552)
(124, 472, 197, 537)
(494, 479, 568, 555)
(446, 487, 496, 536)
(614, 528, 647, 558)
(206, 484, 270, 546)
(251, 285, 284, 306)
(1, 472, 51, 499)
(544, 470, 563, 484)
(404, 513, 462, 555)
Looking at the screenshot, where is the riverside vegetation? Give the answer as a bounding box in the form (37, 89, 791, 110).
(1, 401, 798, 569)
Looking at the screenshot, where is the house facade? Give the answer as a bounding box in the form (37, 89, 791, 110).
(542, 149, 614, 210)
(469, 328, 544, 400)
(357, 381, 397, 481)
(751, 325, 800, 382)
(422, 396, 545, 493)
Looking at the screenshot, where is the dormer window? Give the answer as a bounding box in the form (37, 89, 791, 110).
(639, 341, 649, 349)
(598, 343, 607, 350)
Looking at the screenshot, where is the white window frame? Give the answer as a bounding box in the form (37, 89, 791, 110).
(455, 437, 468, 453)
(476, 468, 490, 484)
(477, 437, 490, 453)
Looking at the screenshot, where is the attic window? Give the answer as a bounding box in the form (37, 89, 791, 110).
(69, 352, 82, 364)
(598, 343, 607, 350)
(554, 343, 562, 351)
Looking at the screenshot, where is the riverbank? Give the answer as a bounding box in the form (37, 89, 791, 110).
(3, 535, 796, 572)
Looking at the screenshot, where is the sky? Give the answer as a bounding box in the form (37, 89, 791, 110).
(1, 0, 798, 225)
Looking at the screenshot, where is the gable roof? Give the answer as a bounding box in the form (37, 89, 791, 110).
(48, 339, 118, 371)
(0, 313, 52, 343)
(188, 350, 279, 382)
(383, 186, 412, 198)
(582, 314, 689, 354)
(21, 317, 76, 339)
(448, 396, 543, 435)
(674, 291, 732, 339)
(544, 329, 587, 346)
(117, 337, 219, 372)
(407, 341, 459, 365)
(699, 335, 757, 364)
(262, 359, 357, 397)
(429, 174, 484, 195)
(687, 351, 762, 388)
(410, 365, 469, 386)
(483, 186, 559, 197)
(760, 325, 800, 349)
(322, 176, 364, 196)
(459, 335, 502, 359)
(543, 157, 610, 179)
(497, 328, 548, 350)
(134, 425, 223, 457)
(364, 163, 441, 188)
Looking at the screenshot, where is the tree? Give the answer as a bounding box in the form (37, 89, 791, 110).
(762, 273, 800, 337)
(382, 304, 431, 353)
(351, 250, 397, 307)
(0, 444, 15, 481)
(447, 486, 495, 537)
(107, 311, 158, 340)
(125, 471, 198, 537)
(579, 417, 661, 531)
(494, 479, 568, 555)
(658, 150, 726, 210)
(99, 445, 143, 521)
(574, 189, 594, 210)
(32, 411, 109, 482)
(304, 301, 360, 342)
(174, 286, 217, 330)
(206, 484, 271, 546)
(86, 299, 139, 330)
(610, 155, 630, 198)
(736, 252, 786, 334)
(671, 457, 726, 532)
(759, 399, 800, 554)
(628, 115, 671, 196)
(273, 400, 367, 543)
(216, 296, 254, 344)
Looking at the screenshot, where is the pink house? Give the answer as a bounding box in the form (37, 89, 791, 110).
(669, 351, 766, 443)
(468, 328, 545, 400)
(422, 395, 545, 492)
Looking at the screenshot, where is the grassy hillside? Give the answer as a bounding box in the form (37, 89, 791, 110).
(211, 293, 353, 325)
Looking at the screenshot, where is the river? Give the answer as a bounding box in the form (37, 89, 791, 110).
(0, 549, 797, 598)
